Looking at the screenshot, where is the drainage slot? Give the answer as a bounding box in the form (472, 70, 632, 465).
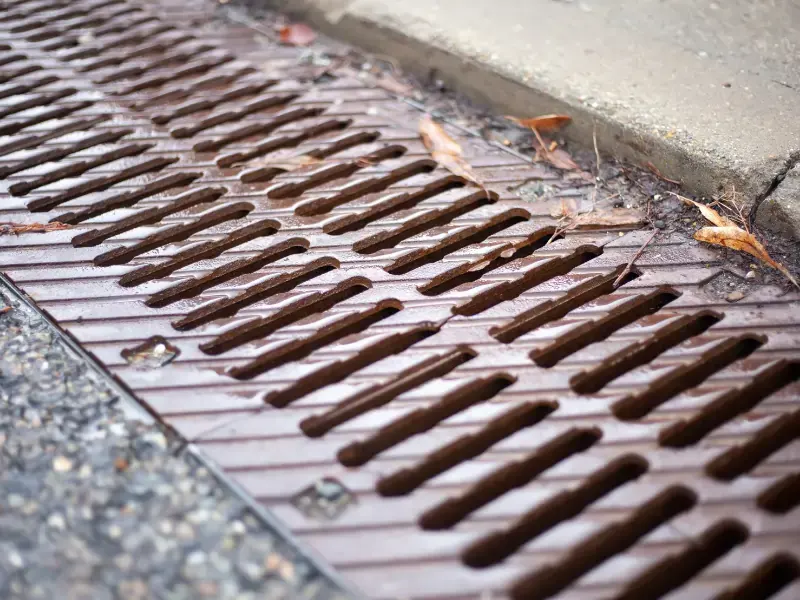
(93, 201, 253, 266)
(615, 520, 749, 600)
(10, 143, 151, 196)
(170, 93, 300, 139)
(300, 347, 476, 437)
(338, 373, 516, 467)
(74, 186, 227, 247)
(200, 278, 371, 354)
(718, 555, 800, 600)
(267, 325, 439, 408)
(612, 335, 766, 421)
(353, 189, 497, 254)
(293, 159, 437, 216)
(229, 299, 402, 380)
(193, 107, 325, 153)
(152, 81, 274, 125)
(462, 454, 647, 568)
(377, 401, 555, 496)
(572, 311, 722, 394)
(706, 411, 800, 481)
(509, 485, 697, 600)
(121, 219, 281, 287)
(492, 266, 640, 344)
(173, 256, 334, 330)
(387, 209, 529, 275)
(532, 288, 680, 368)
(28, 156, 178, 213)
(219, 120, 356, 170)
(324, 177, 466, 235)
(0, 87, 76, 121)
(455, 246, 603, 317)
(270, 144, 406, 200)
(660, 359, 799, 447)
(420, 228, 556, 296)
(0, 129, 132, 179)
(0, 115, 109, 159)
(419, 427, 601, 531)
(118, 55, 236, 96)
(757, 473, 800, 514)
(149, 239, 308, 309)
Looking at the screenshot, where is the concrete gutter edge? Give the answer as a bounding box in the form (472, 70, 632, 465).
(254, 0, 800, 239)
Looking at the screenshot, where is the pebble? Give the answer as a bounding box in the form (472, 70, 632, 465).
(654, 220, 666, 229)
(726, 290, 746, 302)
(52, 456, 73, 472)
(745, 270, 756, 280)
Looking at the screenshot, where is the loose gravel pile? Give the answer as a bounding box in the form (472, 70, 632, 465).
(0, 281, 352, 600)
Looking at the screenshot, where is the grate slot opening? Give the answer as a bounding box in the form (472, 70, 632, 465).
(9, 142, 151, 197)
(660, 359, 800, 447)
(0, 65, 45, 87)
(572, 310, 722, 394)
(116, 54, 236, 96)
(151, 81, 275, 125)
(73, 186, 227, 247)
(386, 209, 529, 275)
(93, 201, 253, 266)
(0, 87, 76, 120)
(267, 325, 440, 408)
(615, 520, 749, 600)
(120, 218, 280, 287)
(509, 485, 697, 600)
(757, 473, 800, 515)
(148, 239, 308, 309)
(219, 119, 356, 170)
(338, 373, 516, 467)
(170, 92, 298, 139)
(192, 106, 325, 153)
(419, 427, 602, 531)
(131, 66, 254, 110)
(174, 257, 336, 330)
(0, 74, 59, 101)
(0, 129, 132, 180)
(0, 115, 108, 158)
(462, 454, 648, 568)
(56, 171, 202, 225)
(229, 299, 403, 380)
(94, 45, 216, 85)
(200, 278, 371, 353)
(270, 145, 408, 201)
(492, 266, 640, 344)
(300, 347, 476, 437)
(612, 334, 766, 421)
(78, 35, 196, 72)
(706, 410, 800, 481)
(531, 288, 680, 368)
(324, 177, 467, 236)
(715, 554, 800, 600)
(377, 401, 555, 496)
(454, 246, 603, 317)
(28, 156, 178, 213)
(351, 189, 496, 254)
(421, 227, 566, 297)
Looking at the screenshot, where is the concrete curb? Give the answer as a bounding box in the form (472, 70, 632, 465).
(256, 0, 800, 239)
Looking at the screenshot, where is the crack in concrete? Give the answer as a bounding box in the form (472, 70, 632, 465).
(750, 149, 800, 222)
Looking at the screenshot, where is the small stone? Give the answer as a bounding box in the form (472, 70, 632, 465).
(654, 220, 666, 229)
(7, 493, 25, 508)
(726, 290, 745, 302)
(745, 270, 756, 280)
(108, 524, 123, 539)
(53, 456, 73, 472)
(8, 551, 24, 569)
(176, 521, 195, 540)
(47, 513, 66, 530)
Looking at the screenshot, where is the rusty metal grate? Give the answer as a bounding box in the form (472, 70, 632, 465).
(1, 0, 799, 598)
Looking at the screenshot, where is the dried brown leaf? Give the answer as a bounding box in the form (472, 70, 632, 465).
(278, 23, 317, 46)
(419, 115, 485, 190)
(507, 114, 572, 133)
(0, 221, 72, 235)
(375, 73, 414, 96)
(678, 196, 737, 227)
(572, 208, 646, 230)
(248, 154, 321, 172)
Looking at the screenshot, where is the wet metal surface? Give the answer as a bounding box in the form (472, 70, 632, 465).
(0, 0, 799, 598)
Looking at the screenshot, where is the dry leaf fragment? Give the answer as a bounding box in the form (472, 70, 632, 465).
(507, 114, 572, 133)
(572, 207, 646, 230)
(248, 154, 321, 172)
(694, 226, 799, 289)
(677, 196, 737, 227)
(278, 23, 317, 46)
(0, 221, 71, 235)
(419, 115, 485, 191)
(375, 73, 414, 96)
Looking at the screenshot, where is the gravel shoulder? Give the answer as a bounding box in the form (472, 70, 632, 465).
(0, 278, 355, 600)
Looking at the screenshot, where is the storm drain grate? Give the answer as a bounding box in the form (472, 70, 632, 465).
(0, 0, 799, 598)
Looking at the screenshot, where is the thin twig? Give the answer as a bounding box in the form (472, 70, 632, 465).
(614, 229, 658, 287)
(593, 123, 601, 178)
